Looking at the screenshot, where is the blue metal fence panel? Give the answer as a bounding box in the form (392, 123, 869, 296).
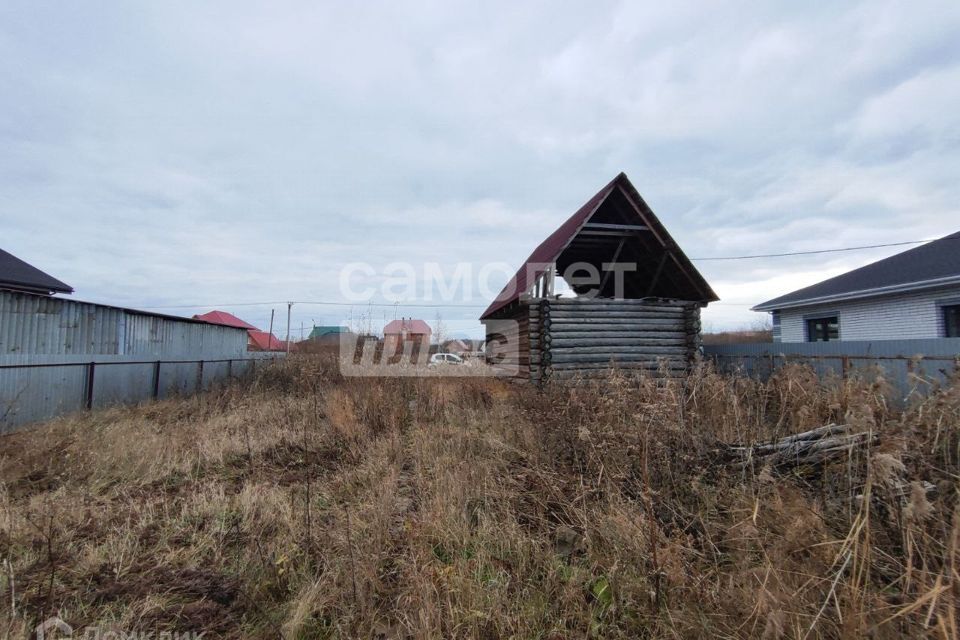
(0, 290, 275, 431)
(703, 338, 960, 400)
(0, 352, 282, 431)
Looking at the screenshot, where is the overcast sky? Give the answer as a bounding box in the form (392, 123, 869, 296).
(2, 1, 959, 338)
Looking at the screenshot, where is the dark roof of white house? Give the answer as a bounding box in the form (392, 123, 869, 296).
(753, 231, 960, 311)
(0, 248, 73, 295)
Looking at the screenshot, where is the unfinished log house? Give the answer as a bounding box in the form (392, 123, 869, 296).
(480, 173, 718, 382)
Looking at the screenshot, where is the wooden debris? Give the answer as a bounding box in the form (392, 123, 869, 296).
(721, 423, 877, 470)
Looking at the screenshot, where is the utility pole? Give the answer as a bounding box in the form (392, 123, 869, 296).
(286, 302, 293, 354)
(268, 309, 275, 351)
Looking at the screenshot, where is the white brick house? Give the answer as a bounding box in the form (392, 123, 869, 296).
(753, 231, 960, 343)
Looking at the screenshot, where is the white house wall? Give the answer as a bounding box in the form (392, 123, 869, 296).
(776, 285, 960, 342)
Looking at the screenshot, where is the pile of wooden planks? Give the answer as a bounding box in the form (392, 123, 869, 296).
(720, 423, 875, 470)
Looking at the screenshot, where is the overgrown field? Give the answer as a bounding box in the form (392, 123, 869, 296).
(1, 358, 958, 638)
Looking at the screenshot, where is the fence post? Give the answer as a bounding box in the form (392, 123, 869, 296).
(197, 360, 204, 392)
(841, 356, 850, 380)
(153, 361, 162, 399)
(227, 359, 233, 379)
(85, 362, 96, 410)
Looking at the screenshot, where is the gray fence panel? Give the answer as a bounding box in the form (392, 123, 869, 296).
(93, 362, 156, 409)
(0, 352, 283, 432)
(703, 338, 960, 400)
(0, 366, 87, 426)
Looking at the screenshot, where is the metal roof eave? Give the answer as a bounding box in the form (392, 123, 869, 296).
(752, 274, 960, 312)
(0, 289, 250, 331)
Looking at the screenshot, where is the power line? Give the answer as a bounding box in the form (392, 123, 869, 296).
(134, 237, 945, 311)
(140, 300, 489, 310)
(689, 238, 936, 261)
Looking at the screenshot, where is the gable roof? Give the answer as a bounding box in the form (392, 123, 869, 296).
(443, 338, 482, 351)
(753, 230, 960, 311)
(383, 318, 431, 335)
(479, 172, 717, 319)
(0, 248, 73, 295)
(309, 325, 349, 339)
(248, 330, 285, 350)
(193, 310, 259, 330)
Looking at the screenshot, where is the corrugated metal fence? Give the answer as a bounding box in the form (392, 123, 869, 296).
(0, 290, 248, 357)
(0, 352, 282, 432)
(703, 338, 960, 400)
(0, 290, 279, 431)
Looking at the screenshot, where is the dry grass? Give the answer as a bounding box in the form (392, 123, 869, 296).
(0, 356, 957, 638)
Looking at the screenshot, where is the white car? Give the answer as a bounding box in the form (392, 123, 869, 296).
(429, 353, 466, 366)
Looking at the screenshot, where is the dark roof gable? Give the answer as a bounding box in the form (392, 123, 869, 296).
(0, 248, 73, 295)
(480, 172, 717, 319)
(754, 231, 960, 311)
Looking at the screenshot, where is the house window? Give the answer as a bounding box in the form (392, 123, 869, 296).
(944, 304, 960, 338)
(806, 316, 839, 342)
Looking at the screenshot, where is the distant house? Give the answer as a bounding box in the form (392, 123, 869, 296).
(193, 310, 257, 331)
(0, 248, 73, 296)
(442, 339, 469, 354)
(248, 330, 286, 351)
(308, 325, 350, 344)
(193, 310, 285, 351)
(442, 339, 483, 355)
(383, 318, 431, 355)
(754, 231, 960, 342)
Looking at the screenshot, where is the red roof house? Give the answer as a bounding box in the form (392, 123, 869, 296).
(383, 318, 432, 336)
(194, 310, 286, 351)
(383, 318, 431, 359)
(193, 310, 258, 330)
(248, 330, 285, 351)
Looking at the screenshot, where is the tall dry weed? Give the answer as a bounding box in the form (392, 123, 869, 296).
(0, 355, 956, 638)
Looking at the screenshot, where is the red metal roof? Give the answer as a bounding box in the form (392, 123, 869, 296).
(383, 318, 432, 335)
(248, 330, 285, 351)
(479, 174, 621, 319)
(193, 310, 259, 330)
(480, 172, 717, 319)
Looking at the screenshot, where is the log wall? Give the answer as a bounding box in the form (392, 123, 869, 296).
(484, 298, 702, 382)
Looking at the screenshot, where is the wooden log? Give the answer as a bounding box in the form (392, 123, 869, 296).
(551, 345, 688, 355)
(551, 368, 686, 378)
(548, 309, 688, 318)
(550, 298, 694, 308)
(549, 359, 687, 368)
(549, 309, 685, 319)
(551, 325, 686, 335)
(732, 423, 849, 448)
(552, 361, 687, 371)
(718, 424, 888, 471)
(551, 362, 688, 372)
(547, 330, 686, 339)
(549, 337, 687, 347)
(551, 353, 687, 365)
(551, 369, 686, 380)
(550, 317, 686, 327)
(550, 358, 689, 367)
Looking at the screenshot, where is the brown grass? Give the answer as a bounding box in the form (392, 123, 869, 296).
(701, 329, 773, 344)
(0, 357, 957, 638)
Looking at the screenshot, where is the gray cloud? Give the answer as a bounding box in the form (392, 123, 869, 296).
(2, 1, 959, 336)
